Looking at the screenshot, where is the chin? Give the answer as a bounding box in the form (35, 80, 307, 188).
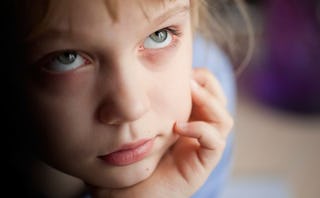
(96, 155, 160, 189)
(112, 168, 153, 188)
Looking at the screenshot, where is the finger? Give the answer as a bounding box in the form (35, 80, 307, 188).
(174, 121, 225, 166)
(192, 68, 227, 107)
(190, 80, 233, 137)
(175, 121, 223, 150)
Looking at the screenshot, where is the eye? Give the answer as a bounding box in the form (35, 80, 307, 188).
(45, 51, 88, 72)
(143, 29, 173, 49)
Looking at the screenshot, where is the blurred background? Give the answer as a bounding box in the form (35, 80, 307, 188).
(221, 0, 320, 198)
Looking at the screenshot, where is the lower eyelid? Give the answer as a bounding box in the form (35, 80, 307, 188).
(139, 34, 180, 53)
(140, 37, 180, 59)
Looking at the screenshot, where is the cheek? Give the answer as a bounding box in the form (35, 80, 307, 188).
(165, 78, 192, 121)
(151, 60, 192, 121)
(169, 96, 191, 123)
(25, 82, 96, 161)
(28, 67, 95, 97)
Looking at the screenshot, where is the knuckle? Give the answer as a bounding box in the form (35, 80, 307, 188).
(223, 112, 234, 128)
(194, 67, 210, 73)
(219, 114, 234, 138)
(220, 96, 228, 107)
(216, 138, 226, 150)
(194, 68, 214, 80)
(226, 115, 234, 129)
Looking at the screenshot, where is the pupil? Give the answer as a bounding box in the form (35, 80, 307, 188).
(151, 30, 167, 42)
(58, 51, 77, 64)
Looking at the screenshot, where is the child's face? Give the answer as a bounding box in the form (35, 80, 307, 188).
(23, 0, 192, 188)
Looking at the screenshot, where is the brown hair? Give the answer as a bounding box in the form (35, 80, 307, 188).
(196, 0, 254, 76)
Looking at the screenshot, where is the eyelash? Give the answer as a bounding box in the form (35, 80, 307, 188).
(166, 26, 182, 37)
(140, 26, 183, 51)
(34, 51, 90, 73)
(34, 26, 183, 72)
(165, 27, 183, 44)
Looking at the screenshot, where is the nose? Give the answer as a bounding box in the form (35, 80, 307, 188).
(98, 62, 150, 125)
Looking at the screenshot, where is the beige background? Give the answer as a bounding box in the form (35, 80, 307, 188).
(229, 91, 320, 198)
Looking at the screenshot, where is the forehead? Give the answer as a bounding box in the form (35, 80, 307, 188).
(104, 0, 178, 20)
(18, 0, 188, 40)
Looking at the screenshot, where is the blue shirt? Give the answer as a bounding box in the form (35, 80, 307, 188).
(191, 36, 236, 198)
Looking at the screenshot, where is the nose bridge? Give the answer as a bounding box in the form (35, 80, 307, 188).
(109, 57, 150, 122)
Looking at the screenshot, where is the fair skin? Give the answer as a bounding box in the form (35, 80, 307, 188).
(21, 0, 233, 197)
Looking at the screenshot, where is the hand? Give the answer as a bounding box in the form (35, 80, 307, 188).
(89, 68, 234, 198)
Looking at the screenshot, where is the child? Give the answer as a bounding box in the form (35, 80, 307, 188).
(4, 0, 249, 197)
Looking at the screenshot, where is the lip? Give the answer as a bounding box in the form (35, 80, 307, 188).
(99, 138, 155, 166)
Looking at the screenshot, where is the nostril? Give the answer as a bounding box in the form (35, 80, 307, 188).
(97, 101, 121, 125)
(105, 119, 122, 125)
(97, 97, 150, 125)
(114, 90, 150, 121)
(98, 112, 122, 126)
(97, 73, 150, 124)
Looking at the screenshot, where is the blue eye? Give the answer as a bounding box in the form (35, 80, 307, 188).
(143, 29, 173, 49)
(46, 51, 86, 72)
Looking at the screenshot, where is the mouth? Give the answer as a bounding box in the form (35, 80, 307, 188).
(99, 138, 155, 166)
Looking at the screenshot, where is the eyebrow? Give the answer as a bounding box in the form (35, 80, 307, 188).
(147, 4, 190, 25)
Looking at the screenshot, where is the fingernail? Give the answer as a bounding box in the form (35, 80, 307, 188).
(175, 121, 188, 131)
(190, 79, 199, 90)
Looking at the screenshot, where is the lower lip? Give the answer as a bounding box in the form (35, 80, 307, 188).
(99, 139, 155, 166)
